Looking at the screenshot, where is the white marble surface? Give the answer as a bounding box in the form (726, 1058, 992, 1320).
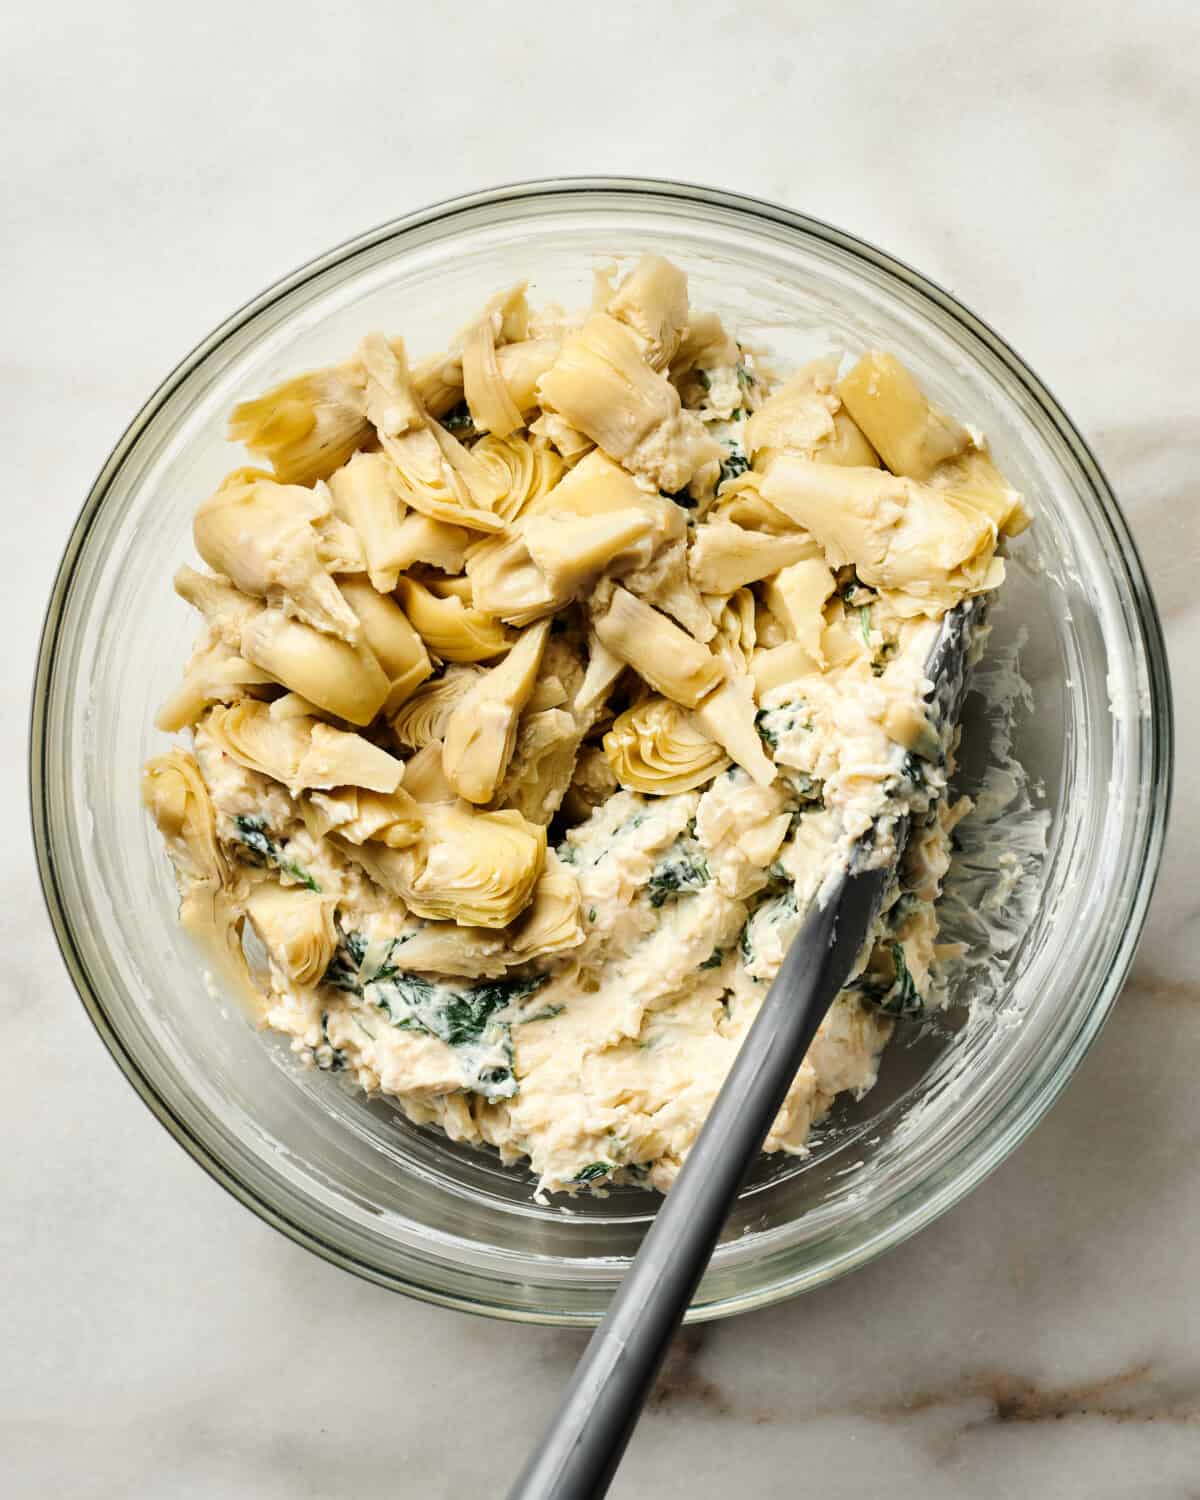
(4, 2, 1198, 1495)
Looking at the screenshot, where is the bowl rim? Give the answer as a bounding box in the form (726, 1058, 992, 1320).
(30, 175, 1174, 1323)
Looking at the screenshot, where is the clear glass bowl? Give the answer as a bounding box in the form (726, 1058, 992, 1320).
(31, 178, 1172, 1324)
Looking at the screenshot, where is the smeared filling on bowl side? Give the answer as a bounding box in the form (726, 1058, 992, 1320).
(142, 255, 1030, 1195)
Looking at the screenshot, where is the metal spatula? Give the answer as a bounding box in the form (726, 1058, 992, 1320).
(507, 600, 979, 1500)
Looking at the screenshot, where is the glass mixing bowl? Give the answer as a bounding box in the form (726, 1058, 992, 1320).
(31, 178, 1171, 1324)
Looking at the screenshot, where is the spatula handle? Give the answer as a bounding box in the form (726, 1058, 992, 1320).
(507, 860, 887, 1500)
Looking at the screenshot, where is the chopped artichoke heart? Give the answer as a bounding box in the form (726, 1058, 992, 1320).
(761, 456, 1001, 615)
(591, 586, 725, 708)
(538, 314, 722, 493)
(442, 620, 551, 804)
(240, 611, 390, 725)
(193, 471, 361, 642)
(688, 520, 820, 594)
(604, 696, 729, 795)
(838, 350, 971, 480)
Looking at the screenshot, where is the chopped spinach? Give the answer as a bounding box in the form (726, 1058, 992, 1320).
(755, 703, 811, 751)
(880, 943, 923, 1016)
(696, 369, 711, 393)
(231, 814, 320, 892)
(573, 1161, 614, 1183)
(718, 450, 750, 488)
(314, 1011, 347, 1072)
(587, 908, 597, 923)
(667, 486, 698, 509)
(646, 840, 709, 908)
(321, 931, 545, 1100)
(857, 941, 925, 1018)
(859, 605, 873, 648)
(521, 1003, 565, 1024)
(699, 946, 726, 970)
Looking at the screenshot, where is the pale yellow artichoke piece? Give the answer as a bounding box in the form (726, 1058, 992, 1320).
(839, 351, 1029, 536)
(466, 532, 568, 627)
(617, 533, 715, 643)
(522, 508, 656, 595)
(741, 355, 879, 473)
(337, 577, 432, 714)
(360, 332, 504, 534)
(882, 698, 941, 760)
(761, 456, 1002, 616)
(144, 754, 258, 1004)
(763, 558, 837, 666)
(529, 411, 595, 467)
(202, 700, 309, 784)
(442, 620, 551, 804)
(816, 410, 881, 469)
(520, 447, 648, 520)
(462, 314, 524, 437)
(155, 640, 275, 733)
(297, 721, 405, 793)
(690, 675, 776, 787)
(605, 254, 690, 370)
(268, 691, 326, 721)
(929, 447, 1032, 537)
(303, 786, 422, 848)
(354, 803, 546, 928)
(837, 351, 971, 481)
(688, 520, 820, 594)
(506, 852, 584, 959)
(193, 471, 361, 642)
(592, 586, 725, 708)
(173, 566, 263, 647)
(537, 314, 722, 493)
(668, 310, 738, 384)
(710, 588, 757, 674)
(412, 349, 464, 417)
(745, 358, 840, 462)
(142, 750, 233, 939)
(360, 330, 425, 438)
(245, 883, 338, 987)
(468, 432, 564, 523)
(389, 666, 485, 749)
(710, 471, 801, 534)
(205, 700, 404, 793)
(604, 696, 729, 795)
(401, 740, 457, 803)
(496, 708, 583, 825)
(390, 513, 472, 573)
(397, 577, 514, 662)
(750, 642, 821, 696)
(240, 610, 390, 724)
(327, 451, 412, 591)
(574, 631, 627, 713)
(227, 358, 369, 486)
(496, 338, 561, 412)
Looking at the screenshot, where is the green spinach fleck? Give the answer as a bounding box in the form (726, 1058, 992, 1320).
(646, 841, 710, 908)
(699, 946, 726, 970)
(572, 1161, 614, 1183)
(718, 450, 750, 488)
(232, 814, 320, 892)
(315, 1011, 347, 1072)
